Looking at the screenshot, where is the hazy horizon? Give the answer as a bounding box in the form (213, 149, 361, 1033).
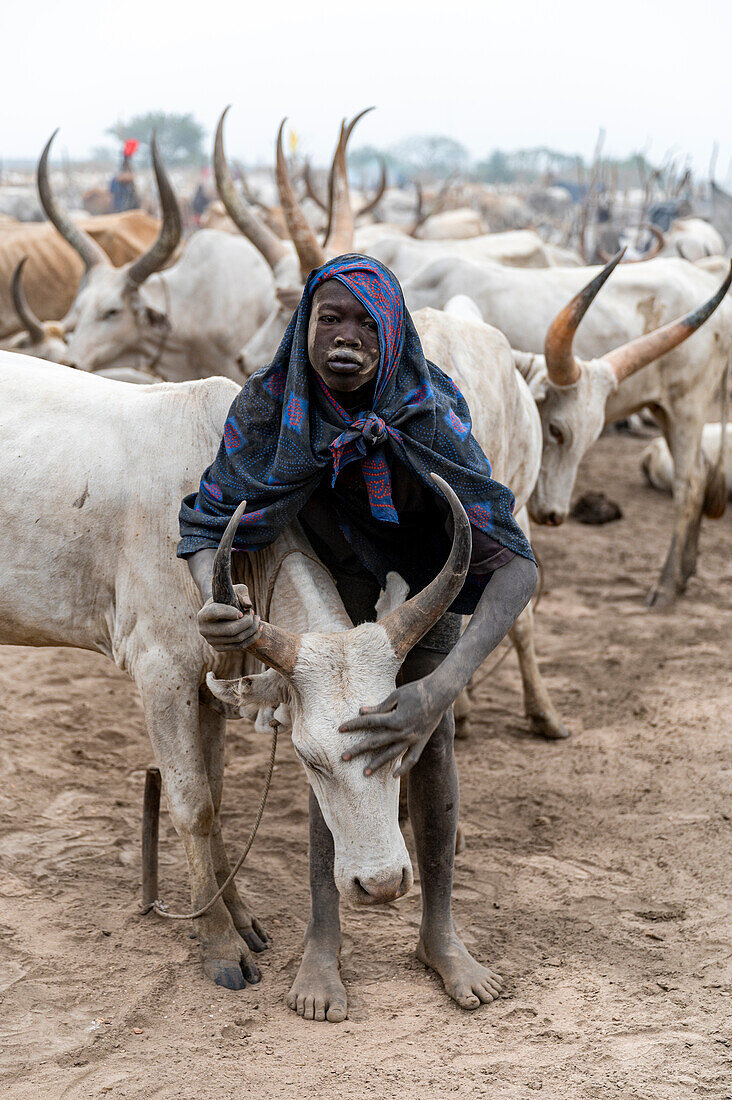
(4, 0, 731, 181)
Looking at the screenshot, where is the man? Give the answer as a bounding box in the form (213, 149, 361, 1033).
(179, 255, 537, 1019)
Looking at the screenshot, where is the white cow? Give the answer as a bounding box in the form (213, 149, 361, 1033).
(364, 230, 582, 282)
(36, 132, 278, 381)
(404, 253, 732, 605)
(663, 218, 726, 262)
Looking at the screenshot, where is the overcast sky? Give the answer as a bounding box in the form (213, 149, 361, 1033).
(4, 0, 731, 179)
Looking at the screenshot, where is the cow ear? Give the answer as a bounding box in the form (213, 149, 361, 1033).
(145, 305, 169, 330)
(206, 668, 286, 713)
(375, 571, 410, 619)
(528, 371, 549, 403)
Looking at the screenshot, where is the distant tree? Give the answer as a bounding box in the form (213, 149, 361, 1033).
(390, 134, 470, 180)
(475, 150, 515, 184)
(106, 112, 206, 165)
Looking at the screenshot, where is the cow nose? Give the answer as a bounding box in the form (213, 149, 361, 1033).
(545, 510, 565, 527)
(353, 867, 410, 905)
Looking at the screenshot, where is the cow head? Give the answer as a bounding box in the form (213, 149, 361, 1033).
(206, 474, 471, 906)
(37, 130, 181, 373)
(528, 253, 732, 526)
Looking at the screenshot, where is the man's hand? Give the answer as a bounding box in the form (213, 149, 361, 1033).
(339, 676, 451, 778)
(197, 583, 263, 652)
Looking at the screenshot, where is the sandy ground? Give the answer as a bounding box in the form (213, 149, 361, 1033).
(0, 431, 730, 1100)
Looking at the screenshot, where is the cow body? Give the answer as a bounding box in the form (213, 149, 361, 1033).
(0, 211, 160, 339)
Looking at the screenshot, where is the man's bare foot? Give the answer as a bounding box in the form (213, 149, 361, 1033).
(286, 936, 347, 1023)
(417, 928, 503, 1009)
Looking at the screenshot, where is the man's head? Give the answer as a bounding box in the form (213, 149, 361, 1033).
(307, 278, 381, 394)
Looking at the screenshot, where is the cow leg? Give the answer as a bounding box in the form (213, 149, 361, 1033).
(139, 668, 260, 990)
(647, 414, 706, 607)
(510, 505, 568, 739)
(198, 700, 268, 953)
(509, 602, 569, 740)
(286, 787, 347, 1023)
(404, 648, 503, 1010)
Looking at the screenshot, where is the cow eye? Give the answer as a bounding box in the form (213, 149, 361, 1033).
(548, 423, 564, 445)
(101, 307, 121, 321)
(293, 745, 329, 777)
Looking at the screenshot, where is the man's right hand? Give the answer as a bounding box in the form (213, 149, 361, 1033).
(197, 583, 263, 652)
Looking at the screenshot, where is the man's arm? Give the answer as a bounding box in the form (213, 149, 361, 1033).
(187, 547, 262, 651)
(339, 554, 538, 776)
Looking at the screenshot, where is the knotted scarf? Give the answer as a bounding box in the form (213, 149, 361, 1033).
(178, 254, 534, 574)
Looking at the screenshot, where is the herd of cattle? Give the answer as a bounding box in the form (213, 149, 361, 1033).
(1, 108, 730, 994)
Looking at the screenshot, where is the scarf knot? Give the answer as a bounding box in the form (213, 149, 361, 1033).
(329, 413, 400, 524)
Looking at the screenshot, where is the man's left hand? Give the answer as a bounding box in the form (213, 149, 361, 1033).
(339, 677, 451, 778)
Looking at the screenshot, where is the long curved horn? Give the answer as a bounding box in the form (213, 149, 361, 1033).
(38, 131, 108, 271)
(544, 249, 626, 386)
(213, 107, 288, 272)
(357, 158, 388, 218)
(603, 261, 732, 382)
(11, 258, 45, 343)
(380, 474, 472, 660)
(276, 118, 325, 280)
(302, 160, 328, 212)
(640, 223, 664, 260)
(211, 501, 300, 676)
(323, 106, 374, 255)
(126, 133, 182, 288)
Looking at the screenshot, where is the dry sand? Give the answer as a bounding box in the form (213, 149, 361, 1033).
(0, 432, 730, 1099)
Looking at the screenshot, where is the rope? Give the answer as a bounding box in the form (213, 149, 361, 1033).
(144, 721, 278, 921)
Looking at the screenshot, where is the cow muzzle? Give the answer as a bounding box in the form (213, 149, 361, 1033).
(350, 864, 413, 906)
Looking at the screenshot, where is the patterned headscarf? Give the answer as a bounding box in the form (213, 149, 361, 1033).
(178, 254, 534, 566)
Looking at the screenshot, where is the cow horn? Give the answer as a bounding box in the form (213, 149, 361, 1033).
(211, 501, 300, 676)
(380, 474, 472, 660)
(357, 157, 388, 218)
(603, 261, 732, 382)
(302, 160, 328, 212)
(11, 258, 45, 343)
(544, 249, 625, 386)
(323, 107, 374, 256)
(213, 107, 288, 273)
(37, 130, 109, 272)
(126, 133, 182, 288)
(643, 224, 665, 259)
(276, 118, 325, 280)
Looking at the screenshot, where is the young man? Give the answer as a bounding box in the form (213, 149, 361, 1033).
(179, 255, 537, 1020)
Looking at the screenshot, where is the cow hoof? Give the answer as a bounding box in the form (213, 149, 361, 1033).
(645, 585, 676, 610)
(203, 950, 261, 990)
(528, 713, 570, 741)
(240, 919, 269, 953)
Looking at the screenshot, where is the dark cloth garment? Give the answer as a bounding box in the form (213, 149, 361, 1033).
(178, 254, 534, 614)
(298, 456, 515, 615)
(318, 541, 462, 654)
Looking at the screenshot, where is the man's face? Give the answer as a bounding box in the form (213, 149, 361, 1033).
(307, 279, 380, 394)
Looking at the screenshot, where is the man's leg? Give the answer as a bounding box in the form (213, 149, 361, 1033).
(286, 787, 348, 1022)
(403, 646, 504, 1009)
